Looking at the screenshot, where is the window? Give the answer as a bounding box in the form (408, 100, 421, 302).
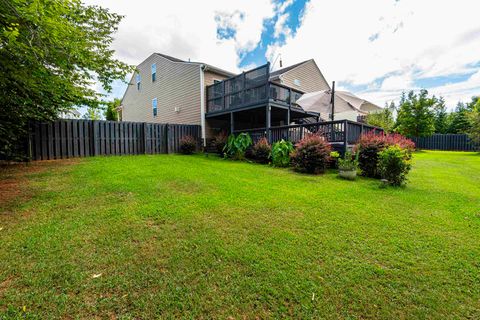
(213, 79, 221, 84)
(151, 63, 156, 82)
(293, 79, 301, 86)
(136, 73, 141, 90)
(152, 98, 157, 117)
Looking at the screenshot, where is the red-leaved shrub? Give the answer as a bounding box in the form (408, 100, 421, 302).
(354, 132, 415, 178)
(291, 134, 332, 174)
(251, 137, 271, 163)
(212, 131, 228, 154)
(179, 135, 197, 154)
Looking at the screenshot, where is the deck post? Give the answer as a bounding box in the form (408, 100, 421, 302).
(266, 104, 271, 143)
(343, 119, 348, 155)
(287, 89, 291, 140)
(230, 112, 234, 134)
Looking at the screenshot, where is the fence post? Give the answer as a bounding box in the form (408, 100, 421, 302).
(142, 122, 148, 154)
(92, 120, 99, 156)
(166, 124, 171, 154)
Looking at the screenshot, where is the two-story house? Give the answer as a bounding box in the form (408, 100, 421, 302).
(120, 53, 373, 144)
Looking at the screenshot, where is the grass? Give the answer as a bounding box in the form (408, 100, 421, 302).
(0, 151, 479, 318)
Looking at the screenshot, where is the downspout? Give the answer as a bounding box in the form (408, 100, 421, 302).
(200, 64, 206, 146)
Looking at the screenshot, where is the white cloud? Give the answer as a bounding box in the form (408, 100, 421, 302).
(274, 13, 291, 39)
(267, 0, 480, 107)
(82, 0, 275, 73)
(358, 71, 480, 110)
(380, 72, 413, 91)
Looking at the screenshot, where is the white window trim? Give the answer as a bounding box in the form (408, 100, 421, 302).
(152, 98, 158, 117)
(151, 64, 156, 82)
(136, 73, 141, 90)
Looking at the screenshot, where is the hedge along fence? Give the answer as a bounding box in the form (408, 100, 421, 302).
(411, 134, 478, 151)
(27, 120, 201, 160)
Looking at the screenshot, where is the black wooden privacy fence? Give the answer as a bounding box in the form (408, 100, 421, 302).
(28, 120, 201, 160)
(411, 134, 478, 151)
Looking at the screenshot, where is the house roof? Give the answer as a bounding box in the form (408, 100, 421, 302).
(154, 53, 185, 63)
(154, 52, 235, 77)
(269, 59, 312, 79)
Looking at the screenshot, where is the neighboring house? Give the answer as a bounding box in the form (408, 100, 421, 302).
(58, 109, 81, 119)
(269, 59, 330, 93)
(121, 53, 379, 143)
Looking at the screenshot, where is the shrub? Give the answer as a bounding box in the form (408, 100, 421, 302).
(251, 138, 271, 164)
(271, 140, 293, 167)
(179, 135, 197, 154)
(355, 132, 415, 178)
(378, 145, 412, 186)
(291, 134, 332, 174)
(212, 131, 228, 154)
(337, 151, 358, 171)
(223, 133, 252, 160)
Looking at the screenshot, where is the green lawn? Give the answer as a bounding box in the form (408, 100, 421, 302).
(1, 151, 479, 318)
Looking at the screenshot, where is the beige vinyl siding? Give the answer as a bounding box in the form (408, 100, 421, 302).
(122, 54, 201, 125)
(204, 70, 228, 87)
(203, 71, 230, 139)
(272, 60, 330, 93)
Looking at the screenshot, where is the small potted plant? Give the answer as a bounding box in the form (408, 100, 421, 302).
(337, 151, 358, 180)
(329, 151, 340, 169)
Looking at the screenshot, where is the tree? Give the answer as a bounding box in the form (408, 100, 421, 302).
(366, 101, 395, 132)
(0, 0, 132, 158)
(105, 98, 121, 121)
(467, 99, 480, 147)
(433, 97, 450, 133)
(448, 102, 472, 134)
(466, 96, 479, 110)
(83, 107, 102, 120)
(395, 90, 436, 137)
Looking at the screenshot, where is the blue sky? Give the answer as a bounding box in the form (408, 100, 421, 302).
(88, 0, 480, 113)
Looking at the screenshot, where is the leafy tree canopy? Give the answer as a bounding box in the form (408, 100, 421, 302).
(395, 89, 436, 137)
(105, 98, 121, 121)
(0, 0, 132, 157)
(448, 102, 472, 134)
(433, 97, 450, 134)
(467, 99, 480, 147)
(366, 101, 396, 133)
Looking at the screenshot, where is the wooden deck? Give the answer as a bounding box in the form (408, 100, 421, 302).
(232, 120, 384, 153)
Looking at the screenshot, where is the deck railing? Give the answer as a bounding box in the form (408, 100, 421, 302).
(233, 120, 383, 149)
(206, 63, 303, 113)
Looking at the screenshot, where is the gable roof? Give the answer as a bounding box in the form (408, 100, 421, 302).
(154, 52, 235, 77)
(155, 52, 185, 63)
(269, 59, 311, 79)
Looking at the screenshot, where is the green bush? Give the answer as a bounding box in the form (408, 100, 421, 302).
(271, 140, 293, 167)
(290, 134, 332, 174)
(223, 133, 252, 160)
(378, 145, 412, 186)
(337, 151, 358, 171)
(179, 135, 197, 154)
(251, 137, 271, 164)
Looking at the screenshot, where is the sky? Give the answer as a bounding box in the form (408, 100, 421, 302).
(84, 0, 480, 111)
